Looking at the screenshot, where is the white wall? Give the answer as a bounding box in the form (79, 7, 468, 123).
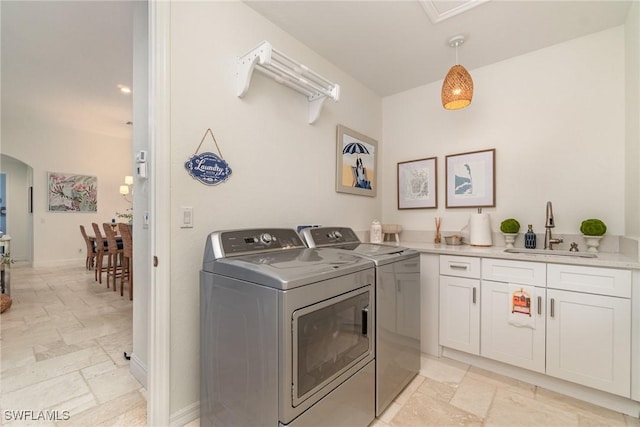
(626, 2, 640, 238)
(168, 1, 382, 416)
(1, 123, 133, 266)
(382, 27, 626, 239)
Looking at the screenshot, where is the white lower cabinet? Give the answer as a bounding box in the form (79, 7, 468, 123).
(439, 274, 480, 354)
(546, 266, 631, 397)
(439, 255, 633, 399)
(439, 256, 481, 355)
(480, 280, 546, 373)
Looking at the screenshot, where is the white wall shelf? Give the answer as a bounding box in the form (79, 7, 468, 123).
(237, 41, 340, 124)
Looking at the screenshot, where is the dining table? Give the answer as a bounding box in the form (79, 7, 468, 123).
(88, 234, 123, 250)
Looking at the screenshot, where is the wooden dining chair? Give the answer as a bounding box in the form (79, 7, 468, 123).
(79, 225, 96, 270)
(103, 223, 124, 293)
(92, 223, 108, 284)
(118, 222, 133, 300)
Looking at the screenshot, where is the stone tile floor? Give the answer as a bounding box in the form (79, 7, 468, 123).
(2, 264, 639, 426)
(375, 355, 640, 427)
(0, 264, 145, 426)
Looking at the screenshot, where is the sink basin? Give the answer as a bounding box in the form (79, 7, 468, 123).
(504, 248, 597, 258)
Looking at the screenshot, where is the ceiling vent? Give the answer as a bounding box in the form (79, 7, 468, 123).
(419, 0, 490, 24)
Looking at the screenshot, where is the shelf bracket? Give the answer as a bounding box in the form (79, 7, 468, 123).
(236, 42, 271, 98)
(236, 41, 340, 124)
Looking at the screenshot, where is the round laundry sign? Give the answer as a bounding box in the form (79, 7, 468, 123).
(185, 152, 232, 185)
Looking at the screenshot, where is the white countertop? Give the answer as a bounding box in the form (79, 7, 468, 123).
(397, 241, 640, 270)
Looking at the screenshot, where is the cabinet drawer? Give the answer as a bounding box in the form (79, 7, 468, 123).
(482, 258, 546, 287)
(440, 255, 480, 279)
(547, 264, 631, 298)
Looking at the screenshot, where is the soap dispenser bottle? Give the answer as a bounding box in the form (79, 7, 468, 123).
(525, 224, 536, 249)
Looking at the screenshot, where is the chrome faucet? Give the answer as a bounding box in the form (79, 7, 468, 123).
(544, 201, 563, 250)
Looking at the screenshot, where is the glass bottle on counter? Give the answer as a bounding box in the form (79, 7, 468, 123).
(524, 224, 536, 249)
(370, 220, 382, 244)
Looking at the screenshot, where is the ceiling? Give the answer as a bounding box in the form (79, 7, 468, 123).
(1, 1, 133, 142)
(245, 0, 632, 96)
(0, 1, 632, 146)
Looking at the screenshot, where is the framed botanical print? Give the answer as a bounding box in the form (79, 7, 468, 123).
(48, 172, 97, 212)
(397, 157, 437, 209)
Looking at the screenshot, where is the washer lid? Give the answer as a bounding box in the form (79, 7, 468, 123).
(207, 247, 374, 289)
(342, 242, 411, 256)
(301, 226, 418, 265)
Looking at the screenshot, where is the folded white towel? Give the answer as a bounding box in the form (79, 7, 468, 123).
(508, 284, 536, 329)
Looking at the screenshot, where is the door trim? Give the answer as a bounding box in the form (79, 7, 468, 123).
(148, 0, 171, 425)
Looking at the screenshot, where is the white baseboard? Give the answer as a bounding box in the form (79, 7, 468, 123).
(32, 257, 85, 268)
(170, 401, 200, 427)
(130, 352, 148, 389)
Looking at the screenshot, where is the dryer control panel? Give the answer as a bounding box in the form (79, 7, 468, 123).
(206, 228, 306, 259)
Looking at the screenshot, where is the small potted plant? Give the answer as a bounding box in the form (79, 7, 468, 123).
(580, 219, 607, 253)
(500, 218, 520, 249)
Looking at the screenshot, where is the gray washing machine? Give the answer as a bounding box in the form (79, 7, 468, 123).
(301, 226, 421, 416)
(200, 228, 376, 427)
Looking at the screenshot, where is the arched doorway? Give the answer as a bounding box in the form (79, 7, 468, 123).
(0, 154, 34, 264)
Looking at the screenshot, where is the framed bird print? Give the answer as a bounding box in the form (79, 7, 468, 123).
(445, 148, 495, 208)
(335, 125, 378, 197)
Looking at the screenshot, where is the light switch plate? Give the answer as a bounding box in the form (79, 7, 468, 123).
(180, 207, 193, 228)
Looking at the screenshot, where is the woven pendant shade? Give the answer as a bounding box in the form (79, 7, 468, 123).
(441, 64, 473, 110)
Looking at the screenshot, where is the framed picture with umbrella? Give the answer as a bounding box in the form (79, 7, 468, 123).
(336, 125, 378, 197)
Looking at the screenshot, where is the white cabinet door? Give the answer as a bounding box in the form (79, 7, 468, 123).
(480, 280, 546, 373)
(439, 275, 480, 354)
(546, 288, 631, 397)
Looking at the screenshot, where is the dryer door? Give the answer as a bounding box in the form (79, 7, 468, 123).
(291, 286, 373, 407)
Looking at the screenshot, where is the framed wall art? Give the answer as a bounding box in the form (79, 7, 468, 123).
(336, 125, 377, 197)
(397, 157, 437, 209)
(48, 172, 97, 212)
(445, 148, 495, 208)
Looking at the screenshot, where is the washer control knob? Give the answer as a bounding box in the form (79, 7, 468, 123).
(330, 231, 342, 240)
(260, 233, 273, 245)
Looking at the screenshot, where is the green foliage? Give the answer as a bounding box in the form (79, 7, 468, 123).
(580, 219, 607, 236)
(1, 252, 14, 265)
(116, 208, 133, 224)
(500, 218, 520, 233)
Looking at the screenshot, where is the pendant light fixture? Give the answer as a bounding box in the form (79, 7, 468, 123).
(441, 35, 473, 110)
